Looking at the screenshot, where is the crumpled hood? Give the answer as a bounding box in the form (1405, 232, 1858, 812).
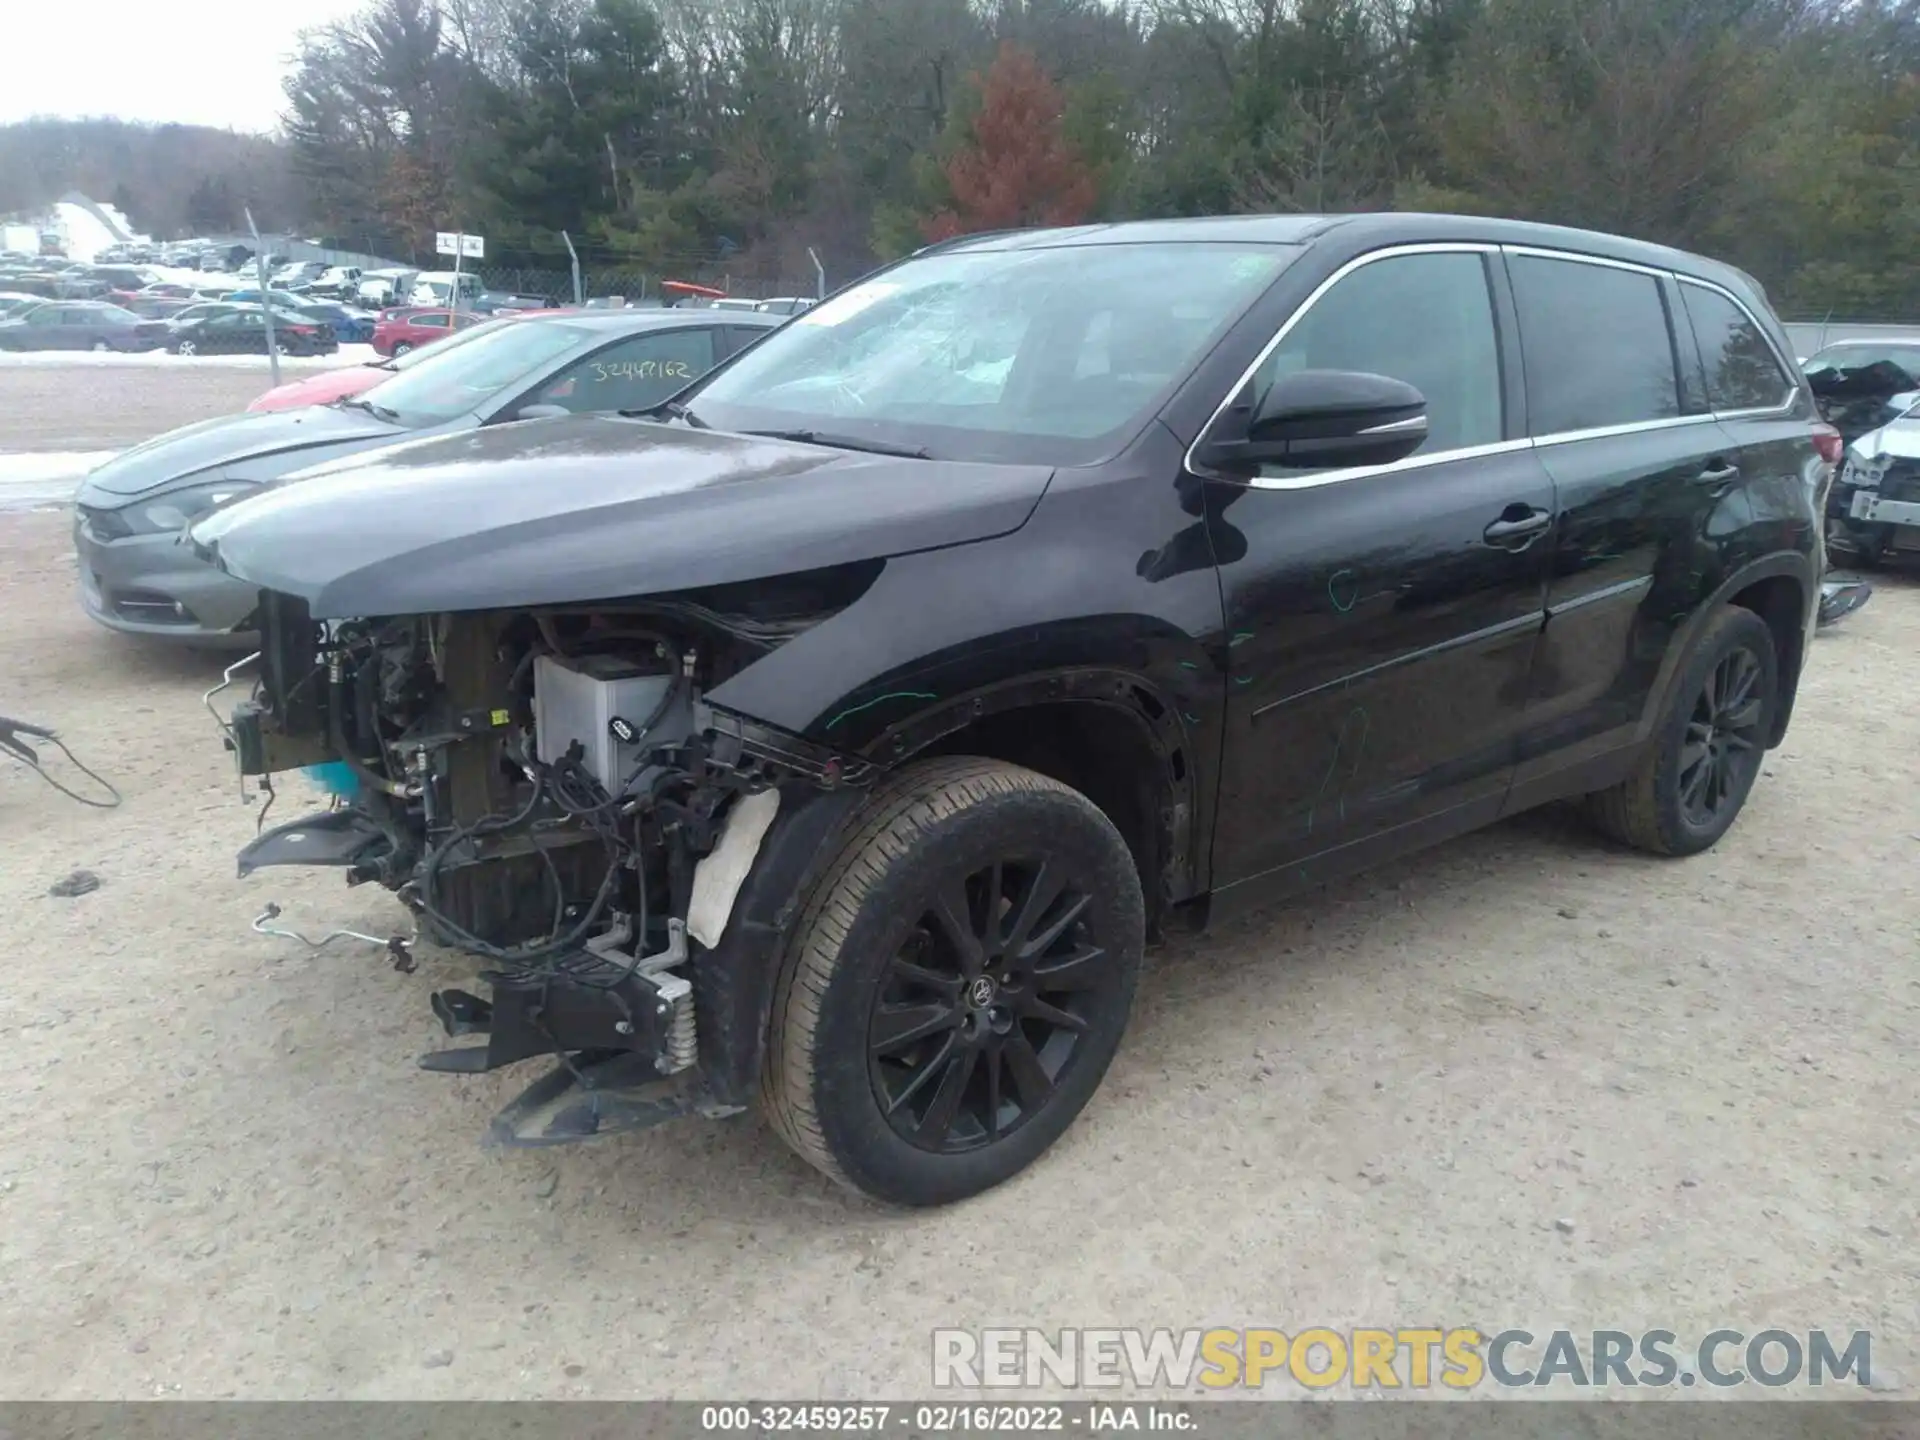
(191, 414, 1054, 617)
(1847, 409, 1920, 463)
(80, 404, 403, 498)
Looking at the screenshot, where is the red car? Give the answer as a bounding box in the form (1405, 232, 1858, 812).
(370, 307, 481, 357)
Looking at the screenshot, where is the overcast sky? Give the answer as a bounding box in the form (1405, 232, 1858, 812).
(3, 0, 367, 133)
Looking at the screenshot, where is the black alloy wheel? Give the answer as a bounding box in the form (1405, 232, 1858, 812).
(763, 757, 1144, 1206)
(1585, 604, 1779, 857)
(868, 857, 1113, 1153)
(1677, 646, 1765, 828)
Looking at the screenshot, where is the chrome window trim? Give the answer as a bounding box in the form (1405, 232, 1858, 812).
(1531, 413, 1718, 449)
(1503, 243, 1674, 281)
(1184, 242, 1503, 486)
(1246, 438, 1532, 491)
(1202, 240, 1808, 496)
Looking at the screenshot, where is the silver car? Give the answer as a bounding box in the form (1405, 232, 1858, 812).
(73, 309, 779, 644)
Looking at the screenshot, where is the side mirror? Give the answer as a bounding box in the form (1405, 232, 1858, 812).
(513, 403, 572, 422)
(1197, 369, 1429, 476)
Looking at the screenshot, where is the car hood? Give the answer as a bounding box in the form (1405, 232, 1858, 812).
(79, 404, 406, 498)
(248, 365, 387, 413)
(191, 414, 1054, 618)
(1847, 410, 1920, 462)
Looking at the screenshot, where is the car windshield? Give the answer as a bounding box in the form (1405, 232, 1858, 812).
(1805, 345, 1920, 377)
(350, 318, 589, 425)
(684, 240, 1296, 463)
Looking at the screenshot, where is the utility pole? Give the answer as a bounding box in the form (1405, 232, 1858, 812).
(245, 207, 278, 388)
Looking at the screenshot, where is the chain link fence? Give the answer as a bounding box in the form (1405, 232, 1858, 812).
(467, 266, 822, 305)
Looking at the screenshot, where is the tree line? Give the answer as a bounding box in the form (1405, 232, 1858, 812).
(7, 0, 1920, 317)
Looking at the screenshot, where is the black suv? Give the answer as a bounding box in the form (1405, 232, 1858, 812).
(194, 213, 1829, 1206)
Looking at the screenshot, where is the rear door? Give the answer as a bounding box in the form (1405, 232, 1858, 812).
(1675, 283, 1823, 560)
(1506, 247, 1744, 786)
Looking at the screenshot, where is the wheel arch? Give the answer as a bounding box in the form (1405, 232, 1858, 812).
(690, 668, 1204, 1110)
(1644, 550, 1815, 749)
(866, 670, 1202, 932)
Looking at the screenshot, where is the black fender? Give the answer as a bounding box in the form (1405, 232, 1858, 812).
(691, 779, 866, 1108)
(855, 665, 1204, 905)
(690, 667, 1201, 1107)
(1638, 549, 1817, 749)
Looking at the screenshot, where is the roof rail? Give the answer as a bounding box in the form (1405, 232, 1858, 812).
(910, 227, 1034, 257)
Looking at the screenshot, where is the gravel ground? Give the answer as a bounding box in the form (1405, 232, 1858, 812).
(0, 367, 301, 452)
(1, 366, 1916, 1401)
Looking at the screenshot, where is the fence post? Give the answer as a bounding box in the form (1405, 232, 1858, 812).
(562, 231, 584, 307)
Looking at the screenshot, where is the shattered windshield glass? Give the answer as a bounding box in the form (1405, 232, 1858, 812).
(685, 241, 1296, 462)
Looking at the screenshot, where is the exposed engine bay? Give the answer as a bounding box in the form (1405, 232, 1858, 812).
(218, 586, 875, 1144)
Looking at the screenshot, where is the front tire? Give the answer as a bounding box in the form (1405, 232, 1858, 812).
(762, 758, 1144, 1206)
(1586, 604, 1779, 856)
(174, 339, 196, 356)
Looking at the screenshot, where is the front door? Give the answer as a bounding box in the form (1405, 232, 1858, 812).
(1205, 245, 1556, 895)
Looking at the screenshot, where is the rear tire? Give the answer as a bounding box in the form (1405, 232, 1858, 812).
(762, 757, 1144, 1206)
(392, 341, 413, 356)
(1586, 605, 1778, 856)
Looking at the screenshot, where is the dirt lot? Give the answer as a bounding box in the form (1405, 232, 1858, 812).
(1, 366, 1916, 1401)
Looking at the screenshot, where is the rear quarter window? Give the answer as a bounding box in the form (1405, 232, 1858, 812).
(1679, 283, 1794, 413)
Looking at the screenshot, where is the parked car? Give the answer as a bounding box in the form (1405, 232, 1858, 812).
(164, 303, 337, 356)
(0, 300, 169, 352)
(73, 308, 775, 642)
(271, 261, 328, 290)
(221, 288, 373, 343)
(1804, 340, 1920, 566)
(0, 291, 46, 318)
(289, 298, 374, 345)
(755, 296, 816, 314)
(355, 268, 419, 307)
(475, 290, 556, 314)
(123, 282, 209, 319)
(408, 270, 485, 309)
(186, 213, 1830, 1205)
(371, 307, 482, 356)
(52, 274, 110, 300)
(246, 312, 566, 411)
(305, 266, 363, 299)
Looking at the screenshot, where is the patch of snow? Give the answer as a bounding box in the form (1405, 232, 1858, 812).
(0, 451, 118, 510)
(0, 344, 377, 371)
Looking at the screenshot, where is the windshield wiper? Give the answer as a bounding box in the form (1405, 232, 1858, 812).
(623, 399, 708, 428)
(338, 396, 401, 423)
(743, 428, 930, 459)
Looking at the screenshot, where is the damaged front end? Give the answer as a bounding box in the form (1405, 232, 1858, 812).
(220, 586, 874, 1146)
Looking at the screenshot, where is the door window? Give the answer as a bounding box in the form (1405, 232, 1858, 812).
(1679, 283, 1795, 414)
(1247, 250, 1504, 470)
(535, 328, 718, 412)
(27, 307, 63, 326)
(414, 313, 451, 330)
(1509, 254, 1681, 435)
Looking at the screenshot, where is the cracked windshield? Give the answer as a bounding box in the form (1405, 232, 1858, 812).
(691, 243, 1292, 447)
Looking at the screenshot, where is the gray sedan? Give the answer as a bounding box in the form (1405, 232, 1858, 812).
(72, 309, 780, 644)
(0, 300, 170, 352)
